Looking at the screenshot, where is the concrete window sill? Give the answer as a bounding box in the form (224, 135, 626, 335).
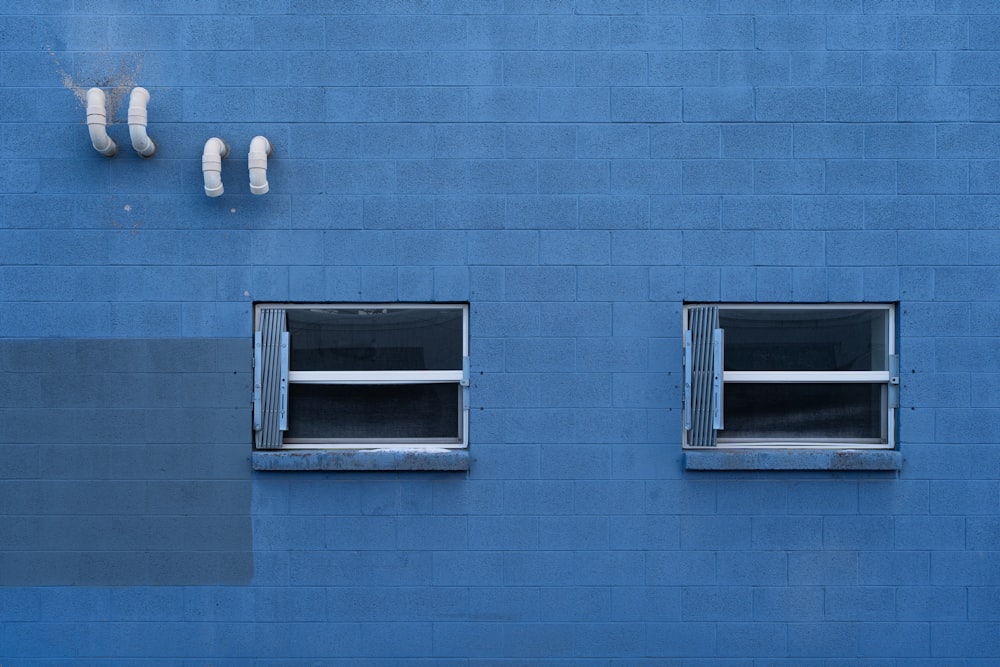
(684, 449, 902, 471)
(252, 448, 469, 472)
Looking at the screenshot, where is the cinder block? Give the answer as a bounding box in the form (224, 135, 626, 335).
(432, 196, 500, 230)
(900, 85, 970, 122)
(720, 51, 790, 85)
(611, 88, 682, 123)
(931, 622, 1000, 659)
(683, 230, 752, 265)
(434, 124, 504, 160)
(970, 160, 1000, 193)
(538, 516, 609, 549)
(827, 159, 897, 194)
(468, 87, 535, 122)
(719, 266, 755, 301)
(610, 16, 682, 50)
(504, 266, 575, 301)
(356, 51, 436, 86)
(468, 516, 538, 551)
(572, 622, 645, 657)
(828, 87, 898, 123)
(505, 338, 575, 373)
(898, 14, 967, 50)
(753, 587, 824, 622)
(538, 160, 608, 195)
(826, 230, 897, 266)
(397, 516, 468, 550)
(939, 124, 1000, 158)
(649, 52, 718, 86)
(360, 124, 433, 158)
(503, 51, 574, 86)
(643, 273, 678, 310)
(575, 336, 648, 373)
(430, 52, 503, 85)
(860, 550, 929, 586)
(645, 551, 715, 586)
(683, 15, 753, 50)
(722, 124, 791, 159)
(539, 87, 611, 122)
(788, 551, 859, 586)
(326, 15, 398, 50)
(467, 15, 538, 50)
(541, 303, 611, 337)
(858, 622, 931, 657)
(651, 195, 720, 230)
(752, 516, 823, 550)
(652, 124, 719, 159)
(394, 231, 465, 265)
(360, 266, 397, 300)
(611, 160, 681, 195)
(828, 14, 897, 50)
(756, 15, 825, 50)
(576, 51, 646, 86)
(505, 125, 575, 159)
(968, 586, 1000, 621)
(723, 196, 794, 229)
(684, 160, 753, 194)
(863, 127, 934, 162)
(939, 51, 1000, 86)
(755, 160, 824, 195)
(720, 552, 788, 586)
(433, 620, 504, 657)
(645, 622, 716, 657)
(753, 231, 826, 266)
(681, 587, 751, 622)
(503, 196, 573, 230)
(865, 51, 934, 86)
(756, 87, 825, 122)
(579, 125, 648, 159)
(684, 87, 753, 122)
(396, 87, 467, 123)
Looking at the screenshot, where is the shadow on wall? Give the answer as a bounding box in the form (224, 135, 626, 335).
(0, 338, 253, 586)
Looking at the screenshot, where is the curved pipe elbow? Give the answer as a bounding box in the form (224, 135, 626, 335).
(202, 137, 230, 197)
(248, 136, 272, 195)
(86, 87, 117, 158)
(127, 86, 156, 158)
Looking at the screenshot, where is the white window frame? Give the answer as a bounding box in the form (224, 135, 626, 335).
(682, 303, 898, 450)
(254, 303, 469, 450)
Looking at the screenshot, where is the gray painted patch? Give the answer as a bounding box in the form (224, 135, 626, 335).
(0, 338, 252, 585)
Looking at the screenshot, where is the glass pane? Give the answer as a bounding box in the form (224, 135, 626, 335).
(720, 308, 888, 372)
(287, 307, 464, 371)
(286, 383, 461, 441)
(721, 383, 884, 441)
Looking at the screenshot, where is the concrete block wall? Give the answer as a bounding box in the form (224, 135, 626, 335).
(1, 0, 999, 662)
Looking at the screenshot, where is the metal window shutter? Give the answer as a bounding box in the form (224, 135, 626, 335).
(254, 308, 289, 449)
(686, 305, 721, 448)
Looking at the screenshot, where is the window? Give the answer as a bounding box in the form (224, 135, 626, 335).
(683, 304, 897, 449)
(253, 303, 468, 450)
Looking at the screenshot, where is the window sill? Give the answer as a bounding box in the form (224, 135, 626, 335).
(252, 448, 469, 472)
(684, 449, 901, 471)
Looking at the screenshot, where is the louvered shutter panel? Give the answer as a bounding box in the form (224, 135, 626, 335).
(254, 308, 289, 449)
(685, 305, 722, 447)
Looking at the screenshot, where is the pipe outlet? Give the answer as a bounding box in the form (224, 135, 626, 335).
(128, 86, 156, 158)
(85, 87, 117, 158)
(248, 136, 272, 195)
(202, 137, 230, 197)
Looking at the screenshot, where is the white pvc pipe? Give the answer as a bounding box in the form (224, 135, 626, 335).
(128, 86, 156, 158)
(202, 137, 230, 197)
(86, 87, 117, 158)
(248, 136, 272, 195)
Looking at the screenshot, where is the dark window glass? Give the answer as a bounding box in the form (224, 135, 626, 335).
(285, 383, 461, 441)
(287, 307, 464, 372)
(719, 309, 888, 372)
(721, 383, 884, 441)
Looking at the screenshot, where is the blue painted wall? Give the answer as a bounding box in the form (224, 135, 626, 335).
(2, 0, 999, 662)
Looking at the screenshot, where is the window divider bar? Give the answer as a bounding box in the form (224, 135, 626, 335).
(288, 370, 465, 384)
(723, 371, 891, 383)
